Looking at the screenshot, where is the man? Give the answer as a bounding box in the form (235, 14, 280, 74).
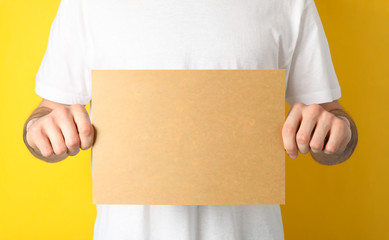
(23, 0, 358, 239)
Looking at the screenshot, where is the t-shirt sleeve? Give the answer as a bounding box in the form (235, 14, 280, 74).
(285, 0, 341, 106)
(35, 0, 91, 105)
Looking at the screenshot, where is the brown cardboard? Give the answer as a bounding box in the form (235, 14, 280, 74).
(91, 69, 285, 205)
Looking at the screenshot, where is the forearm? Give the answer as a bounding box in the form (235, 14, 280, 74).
(311, 109, 358, 165)
(23, 106, 69, 163)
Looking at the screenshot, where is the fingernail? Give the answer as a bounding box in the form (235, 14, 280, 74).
(289, 153, 297, 159)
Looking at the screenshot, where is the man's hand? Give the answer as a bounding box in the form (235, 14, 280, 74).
(282, 102, 357, 165)
(25, 104, 95, 162)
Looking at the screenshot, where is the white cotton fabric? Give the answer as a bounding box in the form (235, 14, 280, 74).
(35, 0, 341, 239)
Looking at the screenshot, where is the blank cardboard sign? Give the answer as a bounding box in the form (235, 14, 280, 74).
(91, 70, 285, 205)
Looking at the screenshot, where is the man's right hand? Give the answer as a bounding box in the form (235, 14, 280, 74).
(26, 104, 95, 159)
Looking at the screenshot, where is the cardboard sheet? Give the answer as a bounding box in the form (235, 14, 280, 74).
(91, 69, 285, 205)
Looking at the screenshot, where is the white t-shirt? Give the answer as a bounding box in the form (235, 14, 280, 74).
(35, 0, 341, 239)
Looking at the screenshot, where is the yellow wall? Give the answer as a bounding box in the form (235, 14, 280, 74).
(0, 0, 388, 239)
(0, 1, 95, 239)
(281, 1, 389, 239)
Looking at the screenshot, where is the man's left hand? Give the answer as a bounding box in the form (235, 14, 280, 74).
(282, 102, 352, 159)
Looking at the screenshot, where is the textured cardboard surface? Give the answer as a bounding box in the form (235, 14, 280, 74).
(91, 70, 285, 205)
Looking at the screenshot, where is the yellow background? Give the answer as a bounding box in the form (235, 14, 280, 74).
(0, 0, 388, 239)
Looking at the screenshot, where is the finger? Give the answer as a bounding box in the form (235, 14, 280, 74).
(26, 120, 41, 151)
(296, 114, 317, 154)
(282, 103, 304, 158)
(44, 118, 68, 156)
(309, 115, 332, 153)
(71, 105, 94, 150)
(30, 127, 54, 158)
(56, 111, 81, 156)
(324, 118, 349, 154)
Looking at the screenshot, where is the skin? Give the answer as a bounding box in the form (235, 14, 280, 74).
(23, 99, 356, 164)
(283, 100, 357, 165)
(24, 99, 95, 163)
